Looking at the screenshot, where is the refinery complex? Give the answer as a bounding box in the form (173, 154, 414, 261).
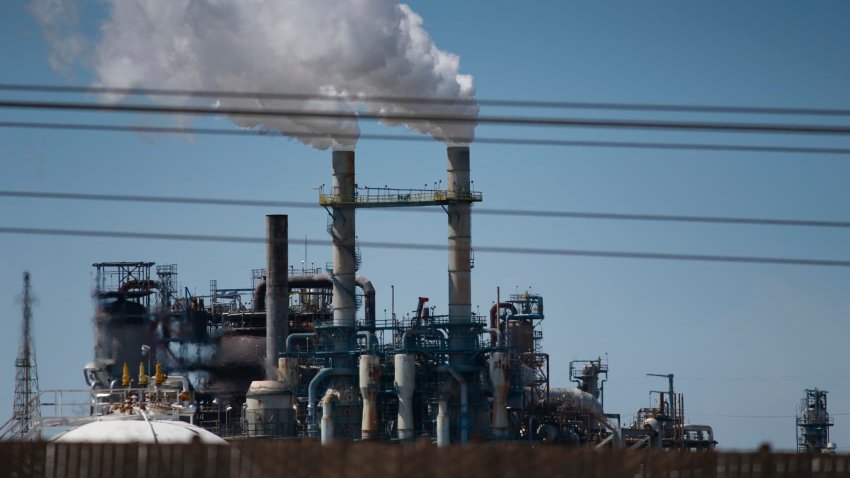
(1, 147, 720, 449)
(2, 147, 843, 454)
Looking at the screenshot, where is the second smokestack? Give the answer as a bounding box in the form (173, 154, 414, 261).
(265, 214, 289, 379)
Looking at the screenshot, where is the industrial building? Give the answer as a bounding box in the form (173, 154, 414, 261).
(796, 389, 837, 454)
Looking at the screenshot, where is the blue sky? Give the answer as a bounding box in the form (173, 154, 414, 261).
(1, 1, 850, 450)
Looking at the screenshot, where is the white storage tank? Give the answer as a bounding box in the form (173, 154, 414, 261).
(245, 380, 293, 437)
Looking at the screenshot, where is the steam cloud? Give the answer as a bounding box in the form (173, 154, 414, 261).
(31, 0, 478, 149)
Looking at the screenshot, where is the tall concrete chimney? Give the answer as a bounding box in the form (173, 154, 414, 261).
(331, 151, 357, 355)
(265, 214, 289, 379)
(447, 146, 472, 362)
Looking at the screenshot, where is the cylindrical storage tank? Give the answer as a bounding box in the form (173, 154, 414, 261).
(359, 354, 380, 441)
(245, 380, 293, 438)
(508, 319, 534, 355)
(394, 354, 416, 441)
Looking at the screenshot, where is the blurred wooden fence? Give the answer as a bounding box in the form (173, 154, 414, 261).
(1, 441, 848, 478)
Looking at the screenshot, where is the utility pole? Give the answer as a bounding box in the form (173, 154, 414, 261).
(11, 272, 41, 440)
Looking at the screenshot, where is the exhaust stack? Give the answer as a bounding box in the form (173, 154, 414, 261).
(265, 214, 289, 379)
(331, 151, 357, 354)
(447, 146, 472, 360)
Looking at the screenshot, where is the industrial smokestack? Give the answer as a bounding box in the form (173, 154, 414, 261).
(447, 146, 472, 361)
(331, 151, 357, 353)
(265, 215, 289, 380)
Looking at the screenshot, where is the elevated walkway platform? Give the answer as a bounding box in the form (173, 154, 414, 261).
(319, 186, 482, 208)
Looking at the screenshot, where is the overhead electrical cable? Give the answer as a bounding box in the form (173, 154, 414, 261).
(3, 99, 850, 135)
(3, 83, 850, 117)
(3, 189, 850, 229)
(3, 121, 850, 156)
(1, 226, 850, 268)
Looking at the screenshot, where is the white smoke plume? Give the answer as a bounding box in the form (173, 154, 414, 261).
(32, 0, 478, 149)
(28, 0, 87, 74)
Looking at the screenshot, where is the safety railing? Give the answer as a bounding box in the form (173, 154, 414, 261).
(319, 186, 482, 208)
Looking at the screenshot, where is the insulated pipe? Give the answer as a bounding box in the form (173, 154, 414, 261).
(489, 352, 509, 438)
(489, 303, 517, 343)
(164, 375, 190, 394)
(357, 331, 378, 350)
(447, 147, 472, 362)
(307, 367, 355, 437)
(436, 398, 450, 447)
(286, 332, 316, 353)
(265, 215, 289, 380)
(307, 368, 333, 437)
(487, 328, 502, 346)
(320, 389, 339, 446)
(447, 365, 469, 444)
(331, 151, 357, 354)
(359, 354, 380, 441)
(400, 328, 447, 351)
(394, 354, 416, 441)
(255, 273, 377, 327)
(355, 276, 376, 329)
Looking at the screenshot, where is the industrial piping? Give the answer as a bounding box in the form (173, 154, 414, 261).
(394, 353, 416, 441)
(489, 352, 509, 438)
(447, 365, 469, 444)
(320, 389, 340, 445)
(265, 215, 289, 380)
(489, 303, 517, 345)
(307, 367, 354, 437)
(253, 273, 376, 327)
(307, 368, 333, 437)
(359, 354, 380, 441)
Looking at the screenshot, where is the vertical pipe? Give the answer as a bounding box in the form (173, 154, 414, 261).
(331, 151, 356, 355)
(489, 352, 509, 438)
(447, 146, 472, 361)
(307, 368, 333, 437)
(320, 389, 338, 446)
(496, 286, 501, 345)
(447, 365, 469, 444)
(436, 398, 450, 447)
(265, 215, 289, 380)
(359, 354, 380, 441)
(394, 353, 416, 441)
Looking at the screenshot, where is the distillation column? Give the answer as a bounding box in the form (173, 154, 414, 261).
(265, 214, 289, 379)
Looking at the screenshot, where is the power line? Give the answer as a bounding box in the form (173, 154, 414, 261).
(4, 99, 850, 135)
(4, 190, 850, 229)
(1, 226, 850, 268)
(4, 120, 850, 156)
(4, 83, 850, 117)
(687, 413, 850, 419)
